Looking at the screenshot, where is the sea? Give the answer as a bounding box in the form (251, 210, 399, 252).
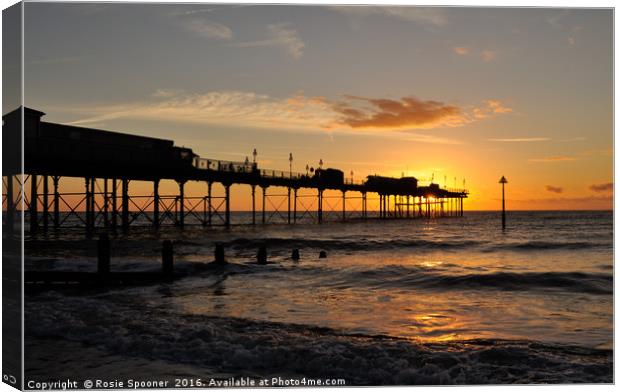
(22, 211, 613, 385)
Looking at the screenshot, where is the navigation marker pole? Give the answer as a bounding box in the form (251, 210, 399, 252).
(499, 176, 508, 229)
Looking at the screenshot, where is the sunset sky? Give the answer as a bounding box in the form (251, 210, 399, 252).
(20, 3, 613, 210)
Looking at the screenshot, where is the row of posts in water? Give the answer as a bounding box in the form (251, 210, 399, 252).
(96, 234, 326, 278)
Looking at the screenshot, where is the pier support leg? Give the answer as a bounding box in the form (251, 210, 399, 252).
(251, 185, 256, 225)
(407, 196, 411, 218)
(293, 188, 298, 223)
(426, 197, 431, 219)
(153, 179, 160, 228)
(6, 175, 14, 235)
(287, 187, 291, 224)
(121, 178, 129, 230)
(460, 197, 464, 217)
(103, 178, 109, 228)
(84, 178, 91, 235)
(30, 174, 39, 234)
(90, 178, 96, 229)
(225, 184, 231, 228)
(362, 192, 367, 219)
(379, 195, 383, 218)
(177, 180, 185, 228)
(42, 175, 49, 230)
(207, 182, 213, 226)
(111, 178, 117, 229)
(342, 191, 346, 222)
(262, 186, 267, 224)
(318, 189, 323, 224)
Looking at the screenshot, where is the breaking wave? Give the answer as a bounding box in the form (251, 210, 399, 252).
(25, 292, 612, 385)
(336, 266, 613, 295)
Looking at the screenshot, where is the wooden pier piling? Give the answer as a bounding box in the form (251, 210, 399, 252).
(153, 179, 160, 228)
(121, 178, 129, 229)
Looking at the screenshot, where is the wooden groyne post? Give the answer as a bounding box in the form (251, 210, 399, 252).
(162, 240, 174, 276)
(97, 233, 111, 275)
(215, 243, 226, 264)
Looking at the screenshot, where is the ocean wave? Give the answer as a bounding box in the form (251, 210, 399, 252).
(220, 237, 610, 254)
(225, 237, 483, 251)
(488, 241, 608, 251)
(25, 293, 612, 384)
(337, 266, 613, 295)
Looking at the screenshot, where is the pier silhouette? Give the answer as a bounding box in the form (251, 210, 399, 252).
(3, 107, 468, 235)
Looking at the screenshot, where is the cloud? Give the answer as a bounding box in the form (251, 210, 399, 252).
(590, 183, 613, 193)
(487, 138, 549, 142)
(473, 100, 513, 119)
(560, 136, 586, 142)
(481, 50, 496, 62)
(228, 23, 304, 59)
(545, 185, 563, 194)
(184, 18, 233, 40)
(67, 90, 334, 130)
(528, 156, 576, 163)
(547, 10, 570, 28)
(331, 6, 447, 27)
(331, 95, 465, 129)
(453, 47, 469, 55)
(62, 90, 509, 140)
(568, 26, 583, 46)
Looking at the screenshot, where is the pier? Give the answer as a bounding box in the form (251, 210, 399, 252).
(2, 107, 468, 235)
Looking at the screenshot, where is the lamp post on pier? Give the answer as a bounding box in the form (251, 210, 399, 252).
(252, 148, 257, 163)
(499, 176, 508, 229)
(289, 153, 293, 179)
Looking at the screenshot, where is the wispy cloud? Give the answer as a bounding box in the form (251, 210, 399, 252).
(560, 136, 586, 142)
(452, 47, 469, 55)
(474, 100, 513, 119)
(487, 138, 549, 142)
(568, 26, 583, 46)
(66, 90, 333, 130)
(228, 23, 304, 59)
(176, 4, 253, 16)
(590, 182, 613, 192)
(184, 18, 233, 40)
(528, 156, 576, 163)
(60, 89, 507, 142)
(452, 47, 496, 62)
(330, 6, 447, 27)
(545, 185, 563, 193)
(481, 50, 496, 62)
(547, 10, 570, 28)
